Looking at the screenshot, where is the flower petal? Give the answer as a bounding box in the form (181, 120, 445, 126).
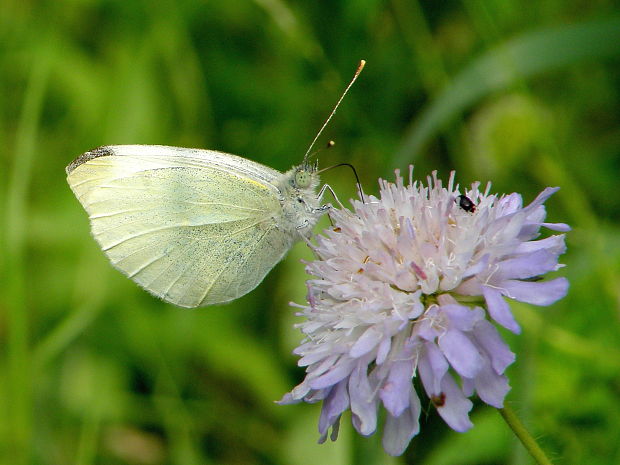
(350, 326, 385, 358)
(497, 193, 523, 215)
(474, 357, 511, 408)
(318, 380, 349, 439)
(502, 277, 569, 306)
(418, 342, 449, 395)
(380, 360, 414, 417)
(310, 360, 355, 390)
(277, 380, 312, 403)
(298, 350, 334, 367)
(438, 329, 482, 378)
(435, 375, 473, 432)
(497, 249, 562, 280)
(349, 363, 378, 436)
(304, 354, 339, 377)
(276, 392, 298, 405)
(454, 276, 482, 296)
(525, 187, 560, 211)
(541, 222, 571, 232)
(375, 336, 392, 365)
(472, 319, 515, 374)
(382, 391, 421, 456)
(462, 254, 489, 279)
(482, 286, 521, 333)
(442, 304, 484, 331)
(514, 234, 566, 254)
(461, 377, 474, 397)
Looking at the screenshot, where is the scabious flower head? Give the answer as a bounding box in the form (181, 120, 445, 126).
(279, 167, 570, 456)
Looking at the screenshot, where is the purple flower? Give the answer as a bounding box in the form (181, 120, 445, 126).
(279, 168, 570, 456)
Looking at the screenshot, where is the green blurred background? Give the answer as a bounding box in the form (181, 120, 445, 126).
(1, 1, 619, 464)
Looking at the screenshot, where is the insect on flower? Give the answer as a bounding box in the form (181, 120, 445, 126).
(456, 194, 476, 212)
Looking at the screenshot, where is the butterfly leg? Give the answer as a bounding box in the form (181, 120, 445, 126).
(318, 183, 345, 209)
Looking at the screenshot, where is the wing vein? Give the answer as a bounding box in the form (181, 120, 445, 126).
(196, 221, 276, 306)
(127, 253, 167, 278)
(98, 213, 276, 247)
(147, 235, 202, 297)
(101, 225, 188, 251)
(89, 201, 267, 220)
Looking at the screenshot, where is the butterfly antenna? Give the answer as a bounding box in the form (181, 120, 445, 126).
(307, 140, 336, 161)
(303, 60, 366, 165)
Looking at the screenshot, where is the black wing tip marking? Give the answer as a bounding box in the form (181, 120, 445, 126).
(66, 146, 115, 174)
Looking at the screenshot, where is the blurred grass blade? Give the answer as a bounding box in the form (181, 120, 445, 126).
(3, 42, 53, 465)
(252, 0, 325, 62)
(33, 300, 105, 369)
(394, 16, 620, 165)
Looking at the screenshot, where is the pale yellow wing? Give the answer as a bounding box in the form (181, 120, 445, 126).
(67, 145, 293, 307)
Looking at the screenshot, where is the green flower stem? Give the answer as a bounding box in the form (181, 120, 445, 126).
(498, 404, 553, 465)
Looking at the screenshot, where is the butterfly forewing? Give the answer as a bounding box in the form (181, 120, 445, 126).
(67, 145, 293, 307)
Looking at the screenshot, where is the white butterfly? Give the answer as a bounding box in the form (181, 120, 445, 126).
(66, 145, 327, 307)
(66, 60, 365, 308)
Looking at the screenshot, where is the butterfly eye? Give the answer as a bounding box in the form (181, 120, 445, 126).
(294, 169, 312, 189)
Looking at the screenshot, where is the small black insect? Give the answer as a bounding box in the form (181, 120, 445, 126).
(456, 194, 476, 213)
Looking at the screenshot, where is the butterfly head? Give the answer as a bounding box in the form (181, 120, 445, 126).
(276, 163, 324, 238)
(291, 161, 319, 190)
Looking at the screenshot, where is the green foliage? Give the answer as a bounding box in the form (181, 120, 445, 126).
(1, 1, 619, 464)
